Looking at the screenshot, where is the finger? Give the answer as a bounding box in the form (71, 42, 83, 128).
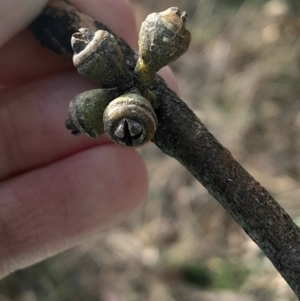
(158, 66, 180, 95)
(70, 0, 137, 49)
(0, 61, 179, 181)
(0, 29, 71, 87)
(0, 72, 101, 180)
(0, 145, 148, 278)
(0, 0, 48, 47)
(0, 0, 137, 87)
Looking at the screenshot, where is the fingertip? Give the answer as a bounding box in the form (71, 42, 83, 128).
(0, 0, 48, 47)
(43, 144, 148, 232)
(70, 0, 138, 49)
(158, 66, 180, 95)
(88, 145, 148, 220)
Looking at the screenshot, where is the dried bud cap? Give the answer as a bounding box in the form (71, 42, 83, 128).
(71, 28, 132, 87)
(136, 7, 191, 83)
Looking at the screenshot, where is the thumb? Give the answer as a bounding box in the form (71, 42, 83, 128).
(0, 0, 47, 47)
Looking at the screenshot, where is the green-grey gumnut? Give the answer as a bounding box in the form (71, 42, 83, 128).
(71, 28, 132, 87)
(136, 7, 191, 83)
(103, 93, 158, 147)
(67, 89, 118, 138)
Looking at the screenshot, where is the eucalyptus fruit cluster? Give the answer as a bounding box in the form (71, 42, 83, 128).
(66, 7, 191, 147)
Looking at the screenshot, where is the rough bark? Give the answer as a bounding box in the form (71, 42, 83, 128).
(29, 0, 300, 297)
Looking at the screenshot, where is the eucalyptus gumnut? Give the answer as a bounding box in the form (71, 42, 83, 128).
(66, 89, 119, 138)
(71, 28, 132, 87)
(103, 93, 158, 147)
(136, 7, 191, 83)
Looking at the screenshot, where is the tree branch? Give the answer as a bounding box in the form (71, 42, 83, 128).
(29, 0, 300, 296)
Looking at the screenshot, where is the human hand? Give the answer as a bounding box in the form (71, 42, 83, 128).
(0, 0, 178, 278)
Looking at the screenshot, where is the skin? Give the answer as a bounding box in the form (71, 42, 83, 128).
(0, 0, 178, 278)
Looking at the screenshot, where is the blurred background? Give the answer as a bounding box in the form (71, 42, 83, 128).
(1, 0, 300, 300)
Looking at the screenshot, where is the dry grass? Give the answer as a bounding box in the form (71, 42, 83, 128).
(1, 0, 300, 300)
